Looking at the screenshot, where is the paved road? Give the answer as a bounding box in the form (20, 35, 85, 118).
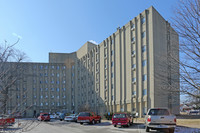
(8, 119, 166, 133)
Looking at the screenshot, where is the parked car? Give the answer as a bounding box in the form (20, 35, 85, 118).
(64, 114, 77, 122)
(0, 115, 15, 128)
(77, 112, 101, 125)
(145, 108, 176, 133)
(189, 110, 199, 115)
(59, 113, 65, 121)
(112, 113, 133, 127)
(38, 113, 50, 121)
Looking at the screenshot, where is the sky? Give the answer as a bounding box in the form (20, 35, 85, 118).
(0, 0, 179, 62)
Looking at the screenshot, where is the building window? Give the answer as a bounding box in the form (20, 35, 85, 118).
(63, 88, 66, 91)
(72, 65, 75, 69)
(40, 103, 43, 106)
(52, 102, 54, 105)
(105, 64, 107, 69)
(143, 89, 147, 96)
(40, 88, 43, 91)
(45, 73, 48, 76)
(63, 80, 66, 84)
(45, 95, 48, 98)
(142, 31, 146, 38)
(57, 66, 59, 70)
(132, 64, 136, 69)
(141, 17, 145, 24)
(63, 95, 66, 98)
(45, 66, 48, 69)
(45, 102, 48, 106)
(142, 45, 146, 52)
(63, 102, 66, 105)
(142, 60, 147, 67)
(132, 50, 135, 56)
(57, 103, 60, 106)
(104, 42, 107, 47)
(111, 96, 114, 101)
(132, 91, 136, 95)
(142, 74, 147, 81)
(111, 50, 114, 56)
(131, 24, 135, 30)
(131, 37, 135, 43)
(40, 65, 43, 69)
(51, 95, 54, 98)
(40, 95, 43, 99)
(57, 96, 59, 99)
(63, 66, 66, 69)
(111, 73, 114, 78)
(34, 95, 36, 98)
(111, 61, 114, 67)
(33, 65, 37, 69)
(132, 78, 136, 83)
(52, 66, 54, 69)
(40, 81, 42, 84)
(51, 73, 54, 76)
(57, 88, 59, 92)
(56, 81, 59, 84)
(51, 80, 54, 84)
(51, 88, 54, 91)
(57, 74, 59, 77)
(111, 39, 114, 44)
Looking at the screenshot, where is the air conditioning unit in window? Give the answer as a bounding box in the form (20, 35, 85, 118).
(133, 81, 136, 84)
(132, 67, 136, 71)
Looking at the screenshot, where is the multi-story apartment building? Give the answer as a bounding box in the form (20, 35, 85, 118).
(5, 6, 179, 117)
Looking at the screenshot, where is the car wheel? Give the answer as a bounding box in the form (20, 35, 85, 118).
(169, 128, 175, 133)
(145, 126, 150, 132)
(99, 119, 101, 123)
(127, 122, 130, 127)
(92, 120, 95, 125)
(80, 122, 83, 125)
(114, 125, 116, 127)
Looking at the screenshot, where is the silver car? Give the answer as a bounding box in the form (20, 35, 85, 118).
(64, 114, 77, 122)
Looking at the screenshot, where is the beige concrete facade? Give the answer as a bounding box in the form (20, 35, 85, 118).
(6, 6, 179, 117)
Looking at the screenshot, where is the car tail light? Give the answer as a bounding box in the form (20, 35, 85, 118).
(174, 118, 176, 123)
(147, 117, 151, 122)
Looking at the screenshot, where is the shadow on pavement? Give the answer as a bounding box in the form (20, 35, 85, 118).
(80, 122, 112, 126)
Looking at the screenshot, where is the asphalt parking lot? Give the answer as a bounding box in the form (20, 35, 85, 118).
(2, 119, 200, 133)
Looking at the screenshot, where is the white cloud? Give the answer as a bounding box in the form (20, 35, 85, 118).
(89, 40, 98, 45)
(12, 32, 22, 39)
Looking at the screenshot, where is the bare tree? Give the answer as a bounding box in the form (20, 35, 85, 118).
(172, 0, 200, 106)
(0, 39, 29, 130)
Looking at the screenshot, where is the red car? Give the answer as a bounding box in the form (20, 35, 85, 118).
(38, 113, 50, 121)
(112, 113, 133, 127)
(77, 112, 101, 125)
(0, 115, 15, 128)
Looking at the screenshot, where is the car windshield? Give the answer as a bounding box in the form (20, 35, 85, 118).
(70, 114, 75, 116)
(79, 112, 90, 116)
(42, 114, 49, 116)
(148, 109, 169, 115)
(113, 114, 126, 118)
